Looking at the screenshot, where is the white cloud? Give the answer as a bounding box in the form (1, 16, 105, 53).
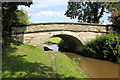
(35, 11, 64, 17)
(33, 0, 69, 5)
(18, 0, 71, 23)
(18, 0, 69, 11)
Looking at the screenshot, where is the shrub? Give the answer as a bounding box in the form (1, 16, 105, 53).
(80, 33, 120, 63)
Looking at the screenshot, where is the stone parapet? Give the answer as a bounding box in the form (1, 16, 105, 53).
(12, 23, 111, 34)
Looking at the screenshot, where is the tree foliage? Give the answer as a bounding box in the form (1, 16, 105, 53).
(105, 2, 120, 12)
(12, 9, 30, 26)
(109, 11, 120, 31)
(2, 2, 32, 38)
(2, 2, 32, 51)
(2, 2, 32, 27)
(65, 2, 120, 23)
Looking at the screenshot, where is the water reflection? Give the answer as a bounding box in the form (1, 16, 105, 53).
(43, 44, 59, 52)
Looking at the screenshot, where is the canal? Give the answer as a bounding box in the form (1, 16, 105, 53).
(43, 44, 119, 79)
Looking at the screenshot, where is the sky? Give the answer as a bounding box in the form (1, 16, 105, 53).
(18, 0, 111, 24)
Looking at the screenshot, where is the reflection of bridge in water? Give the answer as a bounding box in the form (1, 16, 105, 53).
(11, 22, 111, 53)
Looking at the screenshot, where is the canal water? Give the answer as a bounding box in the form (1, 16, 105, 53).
(43, 44, 120, 79)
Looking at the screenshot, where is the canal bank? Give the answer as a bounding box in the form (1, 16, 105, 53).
(64, 52, 119, 79)
(44, 44, 120, 79)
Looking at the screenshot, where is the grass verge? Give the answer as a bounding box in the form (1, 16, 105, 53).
(2, 41, 88, 79)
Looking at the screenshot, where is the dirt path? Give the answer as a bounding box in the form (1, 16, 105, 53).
(49, 51, 58, 78)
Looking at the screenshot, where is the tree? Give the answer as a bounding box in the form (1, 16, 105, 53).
(65, 2, 120, 23)
(105, 2, 120, 12)
(109, 11, 120, 31)
(2, 2, 32, 38)
(2, 2, 32, 50)
(12, 9, 30, 26)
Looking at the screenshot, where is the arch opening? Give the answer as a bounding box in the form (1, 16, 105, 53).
(43, 34, 83, 53)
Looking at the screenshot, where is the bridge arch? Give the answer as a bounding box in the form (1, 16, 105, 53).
(11, 22, 109, 53)
(44, 34, 83, 53)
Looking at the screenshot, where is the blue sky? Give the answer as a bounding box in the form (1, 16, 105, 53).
(18, 0, 111, 24)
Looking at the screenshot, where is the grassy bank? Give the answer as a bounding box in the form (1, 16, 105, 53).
(44, 37, 62, 45)
(2, 41, 88, 79)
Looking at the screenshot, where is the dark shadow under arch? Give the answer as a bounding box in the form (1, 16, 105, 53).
(51, 34, 83, 53)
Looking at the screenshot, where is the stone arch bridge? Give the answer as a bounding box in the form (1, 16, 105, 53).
(11, 22, 111, 53)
